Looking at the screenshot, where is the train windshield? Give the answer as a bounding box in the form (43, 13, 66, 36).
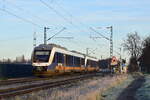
(33, 50, 51, 62)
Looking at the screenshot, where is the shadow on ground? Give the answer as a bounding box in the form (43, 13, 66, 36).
(116, 76, 145, 100)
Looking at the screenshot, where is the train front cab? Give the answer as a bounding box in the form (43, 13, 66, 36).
(32, 49, 57, 76)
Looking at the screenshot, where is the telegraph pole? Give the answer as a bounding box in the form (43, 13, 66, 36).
(119, 47, 122, 60)
(44, 27, 50, 45)
(119, 47, 122, 73)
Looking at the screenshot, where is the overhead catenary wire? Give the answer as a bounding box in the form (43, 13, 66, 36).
(4, 0, 52, 25)
(64, 39, 88, 54)
(0, 8, 42, 28)
(0, 0, 109, 59)
(51, 0, 109, 39)
(1, 0, 114, 58)
(51, 0, 74, 21)
(0, 35, 33, 42)
(52, 0, 89, 30)
(40, 0, 97, 51)
(89, 27, 110, 41)
(51, 1, 114, 54)
(47, 27, 66, 41)
(39, 0, 91, 36)
(52, 0, 98, 37)
(40, 0, 88, 36)
(48, 0, 111, 52)
(40, 0, 73, 26)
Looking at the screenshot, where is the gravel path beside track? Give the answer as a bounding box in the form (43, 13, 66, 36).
(117, 76, 145, 100)
(136, 74, 150, 100)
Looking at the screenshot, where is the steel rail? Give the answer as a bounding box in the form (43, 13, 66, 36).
(0, 77, 49, 86)
(0, 73, 90, 86)
(0, 72, 101, 86)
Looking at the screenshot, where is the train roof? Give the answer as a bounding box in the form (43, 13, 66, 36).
(34, 44, 67, 50)
(34, 44, 98, 61)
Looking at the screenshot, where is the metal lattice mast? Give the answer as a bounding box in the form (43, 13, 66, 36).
(90, 26, 113, 58)
(107, 26, 113, 58)
(33, 32, 36, 47)
(44, 27, 50, 45)
(110, 26, 113, 57)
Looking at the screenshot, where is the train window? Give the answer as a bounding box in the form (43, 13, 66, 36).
(66, 55, 73, 66)
(66, 55, 68, 65)
(92, 61, 97, 67)
(87, 60, 90, 66)
(91, 61, 94, 67)
(57, 53, 64, 63)
(69, 56, 73, 66)
(53, 52, 64, 63)
(89, 60, 97, 67)
(74, 57, 81, 67)
(34, 50, 50, 62)
(81, 58, 85, 65)
(87, 60, 97, 67)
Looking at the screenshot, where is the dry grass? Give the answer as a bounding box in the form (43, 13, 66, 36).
(2, 74, 128, 100)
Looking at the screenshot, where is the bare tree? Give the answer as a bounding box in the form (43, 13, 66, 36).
(123, 32, 142, 72)
(143, 36, 150, 47)
(140, 36, 150, 72)
(123, 32, 142, 59)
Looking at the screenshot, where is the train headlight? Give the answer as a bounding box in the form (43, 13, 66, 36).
(37, 66, 42, 71)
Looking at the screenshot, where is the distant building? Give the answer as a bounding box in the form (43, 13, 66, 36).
(15, 55, 26, 63)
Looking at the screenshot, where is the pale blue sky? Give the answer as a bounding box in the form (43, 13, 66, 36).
(0, 0, 150, 60)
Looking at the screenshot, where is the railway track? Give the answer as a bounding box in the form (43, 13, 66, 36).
(0, 73, 102, 98)
(0, 77, 47, 86)
(0, 73, 83, 86)
(0, 74, 86, 87)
